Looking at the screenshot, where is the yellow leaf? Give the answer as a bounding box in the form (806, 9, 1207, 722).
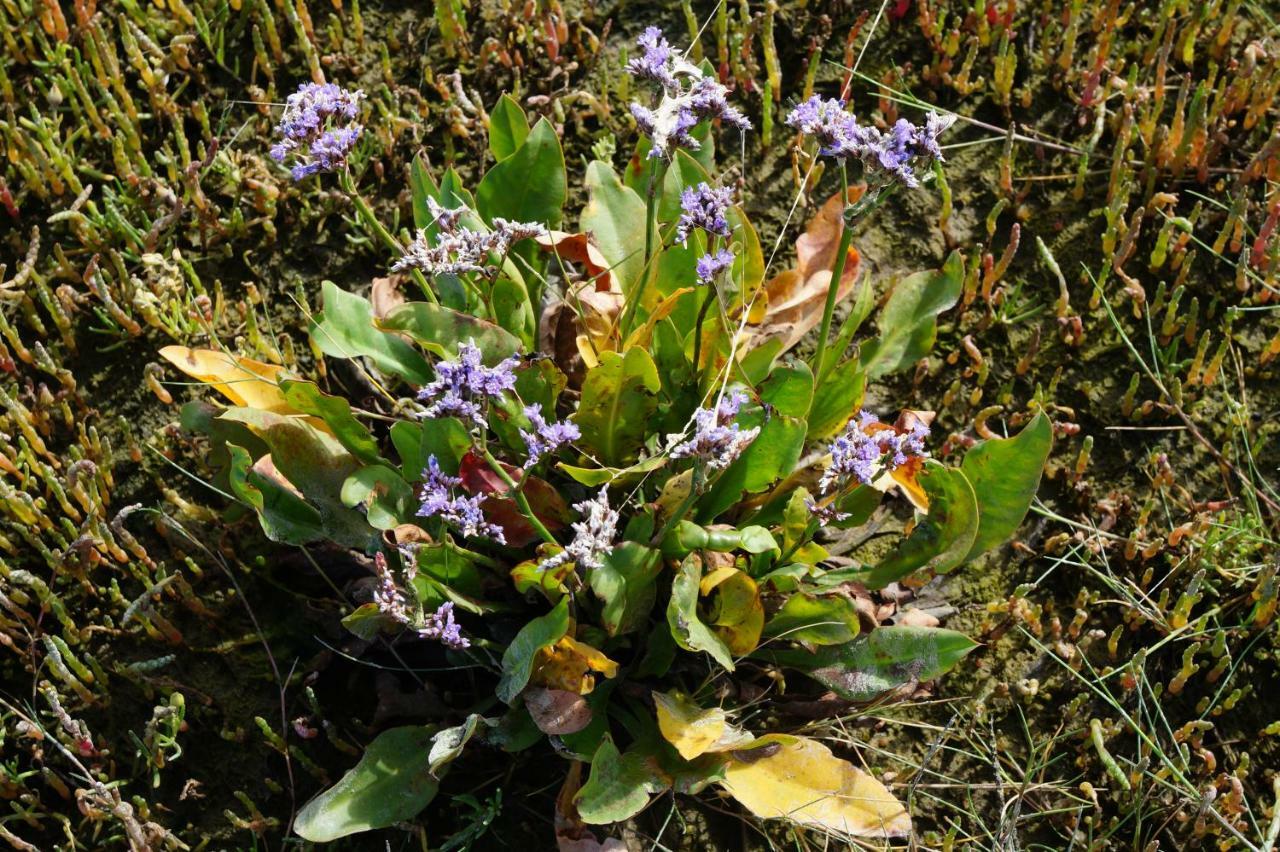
(719, 735, 911, 839)
(159, 346, 293, 413)
(653, 691, 752, 761)
(624, 287, 695, 349)
(531, 636, 619, 695)
(701, 568, 764, 656)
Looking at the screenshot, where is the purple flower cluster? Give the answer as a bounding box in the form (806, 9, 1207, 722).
(394, 198, 546, 277)
(626, 28, 750, 159)
(270, 83, 364, 180)
(520, 403, 581, 465)
(418, 341, 520, 427)
(785, 96, 956, 188)
(695, 249, 735, 285)
(817, 410, 930, 496)
(676, 183, 734, 244)
(669, 390, 760, 470)
(416, 455, 507, 544)
(370, 553, 470, 649)
(420, 601, 470, 650)
(538, 487, 619, 573)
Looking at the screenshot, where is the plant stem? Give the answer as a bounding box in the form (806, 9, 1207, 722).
(620, 156, 666, 338)
(691, 286, 717, 389)
(481, 450, 558, 546)
(340, 169, 438, 304)
(811, 163, 852, 382)
(443, 540, 505, 572)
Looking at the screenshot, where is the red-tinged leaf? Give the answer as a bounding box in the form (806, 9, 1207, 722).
(458, 451, 571, 546)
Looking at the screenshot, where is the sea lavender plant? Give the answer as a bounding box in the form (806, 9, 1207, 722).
(675, 183, 734, 244)
(817, 411, 931, 496)
(417, 341, 521, 426)
(695, 248, 735, 285)
(416, 455, 506, 543)
(270, 82, 364, 180)
(419, 601, 470, 650)
(669, 391, 760, 470)
(520, 403, 581, 465)
(537, 487, 619, 572)
(394, 200, 546, 278)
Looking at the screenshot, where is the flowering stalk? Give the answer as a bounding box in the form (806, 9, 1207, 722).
(481, 449, 558, 546)
(338, 169, 439, 304)
(621, 157, 668, 338)
(811, 163, 852, 384)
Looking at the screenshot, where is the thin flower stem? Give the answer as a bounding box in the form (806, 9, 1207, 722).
(340, 169, 439, 305)
(691, 286, 717, 390)
(621, 157, 667, 338)
(481, 449, 559, 546)
(811, 163, 852, 382)
(444, 539, 505, 572)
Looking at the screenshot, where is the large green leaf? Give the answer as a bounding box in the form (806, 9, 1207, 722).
(860, 461, 978, 589)
(961, 412, 1053, 561)
(390, 418, 472, 480)
(581, 160, 647, 298)
(759, 362, 813, 419)
(763, 593, 861, 646)
(667, 557, 735, 671)
(806, 355, 866, 439)
(575, 735, 667, 825)
(340, 465, 416, 531)
(558, 455, 667, 487)
(762, 626, 978, 700)
(496, 598, 570, 704)
(860, 251, 964, 379)
(488, 94, 530, 161)
(294, 726, 439, 842)
(376, 302, 521, 363)
(697, 411, 807, 521)
(310, 282, 433, 385)
(475, 117, 566, 230)
(572, 347, 661, 466)
(219, 408, 376, 550)
(225, 443, 324, 545)
(588, 542, 662, 636)
(280, 379, 384, 465)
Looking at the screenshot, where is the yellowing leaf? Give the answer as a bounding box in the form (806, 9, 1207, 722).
(719, 735, 911, 839)
(160, 345, 296, 412)
(701, 568, 764, 656)
(531, 636, 619, 695)
(653, 691, 752, 760)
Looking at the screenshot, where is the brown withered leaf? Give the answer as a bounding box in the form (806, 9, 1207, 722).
(457, 451, 571, 546)
(539, 283, 624, 390)
(525, 687, 593, 735)
(536, 231, 618, 293)
(744, 185, 865, 355)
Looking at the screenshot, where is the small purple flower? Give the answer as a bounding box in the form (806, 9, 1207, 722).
(676, 183, 734, 244)
(416, 456, 507, 544)
(538, 486, 619, 573)
(785, 96, 872, 159)
(372, 551, 411, 622)
(420, 601, 470, 650)
(626, 27, 693, 93)
(687, 77, 751, 131)
(669, 390, 760, 470)
(418, 341, 520, 427)
(271, 82, 364, 180)
(394, 213, 546, 278)
(521, 403, 581, 465)
(695, 249, 735, 285)
(816, 411, 931, 502)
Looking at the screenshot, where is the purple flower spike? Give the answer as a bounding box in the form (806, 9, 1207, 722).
(420, 602, 470, 650)
(695, 249, 735, 285)
(815, 411, 931, 512)
(416, 455, 507, 544)
(417, 341, 520, 427)
(538, 487, 619, 573)
(271, 82, 364, 180)
(669, 390, 760, 470)
(521, 403, 581, 465)
(676, 183, 734, 244)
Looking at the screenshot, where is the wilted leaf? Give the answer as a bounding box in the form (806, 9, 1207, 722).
(667, 556, 735, 671)
(537, 230, 618, 293)
(960, 412, 1053, 561)
(860, 250, 964, 378)
(653, 691, 752, 760)
(761, 625, 979, 701)
(310, 282, 433, 385)
(763, 593, 861, 646)
(526, 687, 593, 735)
(159, 346, 296, 414)
(428, 714, 493, 774)
(742, 187, 863, 355)
(294, 726, 439, 842)
(497, 598, 571, 704)
(572, 347, 661, 466)
(531, 636, 619, 695)
(718, 734, 911, 839)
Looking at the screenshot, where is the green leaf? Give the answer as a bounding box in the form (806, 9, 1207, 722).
(588, 542, 662, 636)
(376, 302, 521, 363)
(219, 409, 376, 550)
(807, 355, 866, 440)
(488, 94, 530, 161)
(572, 347, 662, 466)
(740, 338, 783, 386)
(491, 276, 536, 349)
(280, 379, 384, 465)
(496, 598, 570, 704)
(861, 461, 978, 589)
(763, 593, 861, 645)
(819, 272, 874, 384)
(961, 412, 1053, 561)
(667, 557, 735, 671)
(575, 735, 667, 825)
(760, 362, 814, 419)
(762, 626, 978, 701)
(475, 117, 566, 230)
(581, 160, 647, 298)
(558, 455, 667, 487)
(294, 726, 440, 842)
(697, 411, 807, 521)
(311, 282, 432, 385)
(340, 465, 416, 530)
(428, 714, 493, 774)
(860, 250, 964, 379)
(390, 418, 472, 480)
(225, 443, 325, 545)
(341, 603, 396, 640)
